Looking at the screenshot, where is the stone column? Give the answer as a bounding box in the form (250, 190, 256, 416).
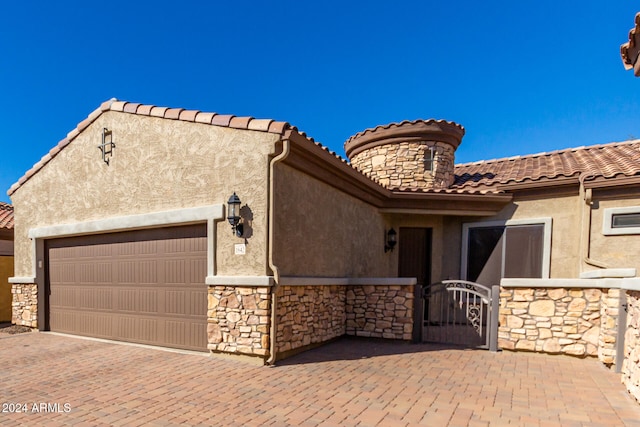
(11, 283, 38, 328)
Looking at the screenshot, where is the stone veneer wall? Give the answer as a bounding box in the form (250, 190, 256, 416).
(207, 286, 271, 357)
(349, 142, 455, 190)
(275, 285, 346, 355)
(11, 283, 37, 328)
(599, 288, 621, 365)
(499, 287, 620, 365)
(345, 285, 414, 340)
(623, 291, 640, 403)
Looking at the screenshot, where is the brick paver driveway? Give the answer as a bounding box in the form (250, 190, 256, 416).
(1, 333, 640, 426)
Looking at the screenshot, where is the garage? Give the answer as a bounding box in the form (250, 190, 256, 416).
(46, 224, 208, 351)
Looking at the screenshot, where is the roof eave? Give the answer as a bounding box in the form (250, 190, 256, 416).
(452, 175, 581, 193)
(583, 174, 640, 189)
(283, 130, 512, 216)
(381, 190, 512, 216)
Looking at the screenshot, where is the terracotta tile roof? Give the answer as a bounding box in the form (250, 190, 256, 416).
(345, 119, 465, 146)
(621, 12, 640, 76)
(453, 140, 640, 190)
(0, 202, 14, 230)
(8, 99, 292, 196)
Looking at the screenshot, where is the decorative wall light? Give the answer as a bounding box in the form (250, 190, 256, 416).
(98, 128, 115, 165)
(227, 192, 244, 237)
(384, 228, 397, 252)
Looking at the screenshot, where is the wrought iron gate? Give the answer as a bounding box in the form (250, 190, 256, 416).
(421, 280, 499, 350)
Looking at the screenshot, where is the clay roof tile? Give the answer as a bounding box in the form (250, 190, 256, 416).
(123, 102, 141, 114)
(179, 110, 199, 122)
(621, 12, 640, 75)
(164, 108, 183, 120)
(211, 114, 234, 127)
(110, 101, 127, 112)
(194, 112, 216, 124)
(453, 140, 640, 190)
(229, 116, 253, 129)
(248, 119, 274, 132)
(137, 104, 153, 116)
(0, 202, 14, 230)
(149, 106, 168, 118)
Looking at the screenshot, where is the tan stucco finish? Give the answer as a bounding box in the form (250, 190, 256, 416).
(440, 193, 581, 280)
(11, 111, 281, 278)
(273, 164, 391, 277)
(508, 194, 581, 278)
(590, 197, 640, 271)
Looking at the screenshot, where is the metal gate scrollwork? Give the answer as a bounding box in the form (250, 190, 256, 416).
(421, 280, 498, 350)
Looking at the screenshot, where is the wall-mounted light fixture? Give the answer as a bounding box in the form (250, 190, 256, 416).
(384, 228, 397, 252)
(227, 192, 244, 237)
(98, 128, 115, 165)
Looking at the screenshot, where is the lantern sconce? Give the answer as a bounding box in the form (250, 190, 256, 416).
(384, 228, 397, 252)
(98, 128, 115, 165)
(227, 192, 244, 237)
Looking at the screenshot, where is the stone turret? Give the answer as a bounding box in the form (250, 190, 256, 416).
(344, 120, 465, 190)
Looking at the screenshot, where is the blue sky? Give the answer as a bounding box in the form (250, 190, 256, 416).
(1, 2, 638, 203)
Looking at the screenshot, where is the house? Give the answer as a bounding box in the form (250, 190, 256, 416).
(621, 12, 640, 76)
(7, 99, 640, 401)
(0, 202, 14, 322)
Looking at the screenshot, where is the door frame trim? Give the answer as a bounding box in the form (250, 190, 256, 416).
(460, 217, 552, 281)
(22, 204, 223, 283)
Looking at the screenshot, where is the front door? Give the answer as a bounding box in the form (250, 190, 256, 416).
(398, 228, 432, 343)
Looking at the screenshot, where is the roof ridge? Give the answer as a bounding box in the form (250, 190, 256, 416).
(109, 99, 290, 133)
(7, 99, 292, 197)
(455, 139, 640, 167)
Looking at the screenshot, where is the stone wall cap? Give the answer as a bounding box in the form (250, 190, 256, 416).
(9, 276, 36, 284)
(580, 268, 637, 279)
(344, 119, 465, 160)
(621, 278, 640, 291)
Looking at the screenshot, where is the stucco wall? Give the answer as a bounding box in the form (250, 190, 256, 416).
(11, 111, 281, 278)
(273, 164, 391, 277)
(589, 197, 640, 271)
(502, 194, 581, 278)
(443, 193, 581, 280)
(0, 256, 14, 322)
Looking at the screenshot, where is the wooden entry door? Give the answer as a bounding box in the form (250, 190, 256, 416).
(398, 228, 432, 343)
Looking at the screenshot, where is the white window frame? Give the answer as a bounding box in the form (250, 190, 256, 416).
(602, 206, 640, 236)
(461, 217, 552, 280)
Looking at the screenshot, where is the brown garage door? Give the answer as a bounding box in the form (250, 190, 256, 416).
(47, 224, 208, 351)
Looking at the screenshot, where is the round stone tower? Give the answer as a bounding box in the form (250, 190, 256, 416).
(344, 120, 465, 190)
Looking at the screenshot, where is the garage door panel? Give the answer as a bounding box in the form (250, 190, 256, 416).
(116, 316, 158, 342)
(47, 224, 208, 351)
(135, 260, 158, 284)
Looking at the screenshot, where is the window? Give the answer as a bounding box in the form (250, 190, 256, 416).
(612, 213, 640, 228)
(423, 147, 435, 172)
(461, 218, 552, 285)
(603, 206, 640, 235)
